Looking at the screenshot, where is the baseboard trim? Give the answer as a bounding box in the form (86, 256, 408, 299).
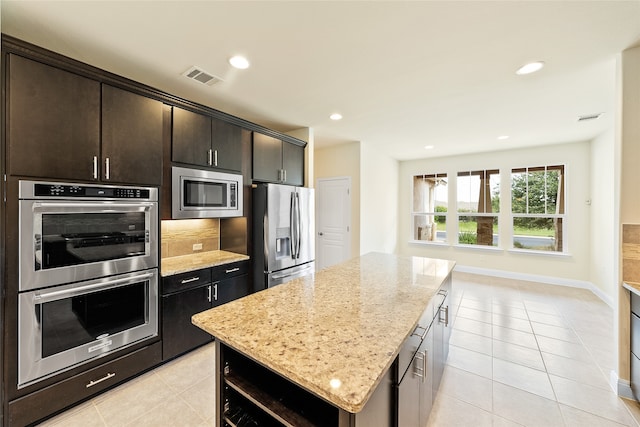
(614, 370, 637, 400)
(453, 264, 614, 308)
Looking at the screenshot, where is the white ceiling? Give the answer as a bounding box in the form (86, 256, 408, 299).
(2, 1, 639, 160)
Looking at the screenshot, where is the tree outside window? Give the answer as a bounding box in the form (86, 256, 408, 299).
(412, 173, 447, 242)
(457, 170, 499, 246)
(511, 165, 565, 252)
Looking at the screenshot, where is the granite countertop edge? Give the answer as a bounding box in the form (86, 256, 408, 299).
(161, 250, 250, 276)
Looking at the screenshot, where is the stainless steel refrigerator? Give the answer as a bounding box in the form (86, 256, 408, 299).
(252, 183, 315, 290)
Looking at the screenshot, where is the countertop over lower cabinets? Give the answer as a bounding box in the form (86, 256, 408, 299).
(192, 252, 456, 413)
(161, 250, 249, 276)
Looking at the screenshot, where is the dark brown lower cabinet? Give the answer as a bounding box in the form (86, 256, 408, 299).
(7, 341, 161, 427)
(161, 261, 250, 361)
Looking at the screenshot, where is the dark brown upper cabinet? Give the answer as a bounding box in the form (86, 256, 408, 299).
(7, 54, 163, 186)
(172, 106, 242, 172)
(253, 132, 304, 186)
(102, 84, 163, 186)
(8, 54, 101, 181)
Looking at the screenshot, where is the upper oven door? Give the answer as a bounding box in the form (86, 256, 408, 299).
(19, 200, 158, 291)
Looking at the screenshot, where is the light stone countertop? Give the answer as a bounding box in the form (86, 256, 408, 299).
(161, 250, 249, 276)
(192, 252, 455, 413)
(623, 281, 640, 296)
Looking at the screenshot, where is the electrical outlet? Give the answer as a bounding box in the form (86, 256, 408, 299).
(192, 243, 203, 251)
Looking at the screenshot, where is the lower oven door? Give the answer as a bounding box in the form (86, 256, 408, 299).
(18, 269, 159, 389)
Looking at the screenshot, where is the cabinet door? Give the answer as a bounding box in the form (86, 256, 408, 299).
(213, 274, 250, 306)
(102, 84, 163, 185)
(172, 106, 212, 167)
(419, 326, 434, 426)
(282, 142, 304, 186)
(8, 54, 100, 180)
(212, 118, 243, 172)
(253, 133, 282, 183)
(162, 285, 213, 360)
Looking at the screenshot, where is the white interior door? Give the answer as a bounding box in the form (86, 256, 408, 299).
(316, 177, 351, 270)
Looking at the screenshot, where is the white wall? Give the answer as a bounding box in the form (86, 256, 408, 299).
(314, 142, 361, 258)
(360, 143, 399, 255)
(590, 129, 616, 298)
(398, 142, 592, 285)
(617, 44, 640, 388)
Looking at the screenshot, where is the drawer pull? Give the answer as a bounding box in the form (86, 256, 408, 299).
(180, 277, 200, 284)
(86, 372, 115, 388)
(225, 268, 240, 274)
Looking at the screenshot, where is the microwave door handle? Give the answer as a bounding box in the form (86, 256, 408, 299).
(34, 272, 155, 302)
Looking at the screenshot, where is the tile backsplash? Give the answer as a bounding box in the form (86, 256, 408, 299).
(623, 224, 640, 282)
(161, 219, 220, 258)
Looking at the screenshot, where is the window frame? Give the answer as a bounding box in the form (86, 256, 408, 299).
(410, 173, 448, 244)
(455, 169, 500, 248)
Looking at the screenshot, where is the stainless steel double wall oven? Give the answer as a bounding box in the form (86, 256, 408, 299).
(17, 180, 159, 389)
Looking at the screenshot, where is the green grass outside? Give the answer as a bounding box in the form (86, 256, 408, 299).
(454, 221, 554, 237)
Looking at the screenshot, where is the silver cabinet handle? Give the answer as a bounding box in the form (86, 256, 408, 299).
(440, 305, 449, 327)
(214, 149, 218, 167)
(225, 268, 240, 274)
(86, 372, 115, 388)
(208, 149, 213, 166)
(213, 283, 218, 301)
(207, 285, 212, 303)
(283, 169, 287, 182)
(180, 276, 200, 284)
(105, 157, 110, 180)
(92, 156, 98, 179)
(423, 350, 428, 383)
(414, 351, 425, 380)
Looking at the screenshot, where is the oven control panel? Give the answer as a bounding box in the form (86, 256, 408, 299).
(21, 181, 157, 200)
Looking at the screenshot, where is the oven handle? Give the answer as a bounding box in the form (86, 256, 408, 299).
(32, 202, 156, 210)
(33, 272, 155, 302)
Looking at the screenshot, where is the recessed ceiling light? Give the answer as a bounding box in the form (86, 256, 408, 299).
(229, 55, 250, 69)
(424, 145, 434, 150)
(515, 61, 545, 75)
(497, 135, 510, 140)
(330, 113, 343, 121)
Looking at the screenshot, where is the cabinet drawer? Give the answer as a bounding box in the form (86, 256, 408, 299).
(633, 312, 640, 358)
(632, 351, 640, 400)
(633, 293, 640, 316)
(162, 268, 212, 295)
(8, 341, 161, 426)
(211, 260, 249, 282)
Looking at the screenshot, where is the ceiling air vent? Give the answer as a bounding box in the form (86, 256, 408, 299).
(577, 113, 603, 122)
(182, 66, 223, 86)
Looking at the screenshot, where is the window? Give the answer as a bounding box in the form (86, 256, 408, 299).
(412, 173, 447, 243)
(457, 170, 499, 246)
(511, 165, 565, 252)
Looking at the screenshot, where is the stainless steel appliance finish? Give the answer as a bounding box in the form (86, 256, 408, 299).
(252, 183, 315, 290)
(19, 180, 158, 292)
(18, 269, 159, 389)
(171, 166, 243, 219)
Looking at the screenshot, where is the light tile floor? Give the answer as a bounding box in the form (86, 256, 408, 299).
(428, 272, 640, 427)
(38, 272, 640, 426)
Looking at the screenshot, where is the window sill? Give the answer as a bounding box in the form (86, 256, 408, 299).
(454, 244, 503, 252)
(507, 248, 572, 257)
(409, 240, 449, 247)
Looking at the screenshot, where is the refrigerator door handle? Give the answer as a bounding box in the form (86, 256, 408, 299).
(296, 193, 302, 259)
(290, 192, 297, 259)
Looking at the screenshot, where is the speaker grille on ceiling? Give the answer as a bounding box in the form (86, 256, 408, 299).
(182, 66, 223, 86)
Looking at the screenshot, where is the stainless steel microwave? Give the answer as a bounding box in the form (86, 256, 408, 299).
(172, 166, 243, 218)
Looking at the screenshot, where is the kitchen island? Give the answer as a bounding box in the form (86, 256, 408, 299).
(192, 252, 456, 426)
